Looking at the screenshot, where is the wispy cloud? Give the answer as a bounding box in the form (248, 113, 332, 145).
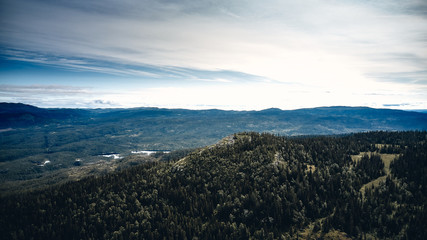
(383, 103, 411, 107)
(0, 84, 125, 108)
(0, 84, 89, 95)
(1, 48, 269, 84)
(0, 84, 93, 108)
(366, 71, 427, 85)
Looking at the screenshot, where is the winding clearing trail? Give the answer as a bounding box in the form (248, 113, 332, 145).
(351, 152, 399, 198)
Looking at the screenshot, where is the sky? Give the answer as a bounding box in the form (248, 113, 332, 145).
(0, 0, 426, 110)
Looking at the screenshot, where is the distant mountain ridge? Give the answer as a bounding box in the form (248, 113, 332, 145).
(0, 102, 90, 128)
(1, 102, 427, 132)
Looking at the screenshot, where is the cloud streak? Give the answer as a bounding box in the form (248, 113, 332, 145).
(1, 48, 269, 85)
(0, 84, 91, 96)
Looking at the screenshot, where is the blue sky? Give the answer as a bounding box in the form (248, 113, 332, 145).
(1, 0, 426, 110)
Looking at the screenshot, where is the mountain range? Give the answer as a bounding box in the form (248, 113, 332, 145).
(1, 103, 427, 193)
(1, 103, 427, 133)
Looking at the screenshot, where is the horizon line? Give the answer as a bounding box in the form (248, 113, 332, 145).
(2, 102, 426, 113)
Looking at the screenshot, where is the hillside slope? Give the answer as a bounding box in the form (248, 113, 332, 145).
(1, 131, 426, 239)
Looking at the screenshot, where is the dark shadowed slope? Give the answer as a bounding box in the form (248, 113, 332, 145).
(0, 103, 90, 128)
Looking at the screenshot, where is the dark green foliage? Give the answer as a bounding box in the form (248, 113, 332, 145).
(0, 131, 426, 239)
(354, 154, 384, 184)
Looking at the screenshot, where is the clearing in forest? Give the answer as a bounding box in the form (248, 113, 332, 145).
(351, 151, 399, 197)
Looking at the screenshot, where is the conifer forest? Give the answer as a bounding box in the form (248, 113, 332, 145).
(1, 131, 426, 239)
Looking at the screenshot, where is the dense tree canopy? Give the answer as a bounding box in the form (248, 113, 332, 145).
(1, 131, 426, 239)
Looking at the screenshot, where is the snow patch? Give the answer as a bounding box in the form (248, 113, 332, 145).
(38, 160, 51, 167)
(131, 150, 170, 155)
(101, 154, 123, 159)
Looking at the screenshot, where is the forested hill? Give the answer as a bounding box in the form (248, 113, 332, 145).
(1, 131, 426, 239)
